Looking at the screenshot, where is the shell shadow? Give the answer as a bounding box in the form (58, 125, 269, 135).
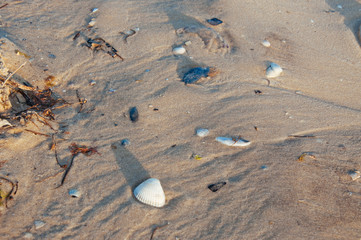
(111, 141, 150, 189)
(326, 0, 361, 46)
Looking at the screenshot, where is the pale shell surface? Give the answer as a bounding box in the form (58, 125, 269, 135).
(69, 189, 81, 198)
(172, 46, 186, 55)
(134, 178, 165, 208)
(266, 62, 282, 78)
(196, 128, 209, 137)
(262, 40, 271, 47)
(216, 137, 251, 147)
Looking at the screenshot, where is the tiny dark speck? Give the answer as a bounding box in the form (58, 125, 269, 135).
(129, 107, 139, 122)
(48, 53, 56, 59)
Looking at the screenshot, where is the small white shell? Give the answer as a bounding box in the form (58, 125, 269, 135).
(88, 18, 96, 27)
(68, 189, 81, 198)
(262, 40, 271, 47)
(34, 220, 45, 230)
(266, 62, 283, 78)
(0, 119, 12, 128)
(196, 128, 209, 137)
(348, 170, 360, 181)
(134, 178, 165, 207)
(216, 137, 251, 147)
(172, 46, 186, 55)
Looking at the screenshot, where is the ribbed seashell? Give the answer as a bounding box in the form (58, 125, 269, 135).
(196, 128, 209, 137)
(266, 62, 282, 78)
(134, 178, 165, 207)
(172, 46, 186, 55)
(216, 137, 251, 147)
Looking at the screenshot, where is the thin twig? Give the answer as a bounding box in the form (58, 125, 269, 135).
(52, 134, 65, 168)
(24, 129, 51, 137)
(2, 62, 27, 87)
(76, 90, 86, 113)
(55, 154, 76, 188)
(288, 135, 316, 138)
(0, 3, 8, 9)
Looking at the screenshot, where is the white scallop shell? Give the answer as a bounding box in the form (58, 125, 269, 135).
(68, 189, 81, 198)
(134, 178, 165, 207)
(266, 62, 282, 78)
(196, 128, 209, 137)
(216, 137, 251, 147)
(262, 40, 271, 47)
(172, 46, 186, 55)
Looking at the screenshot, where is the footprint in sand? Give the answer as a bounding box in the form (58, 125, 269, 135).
(176, 25, 232, 54)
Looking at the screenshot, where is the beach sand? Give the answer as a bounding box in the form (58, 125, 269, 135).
(1, 0, 361, 239)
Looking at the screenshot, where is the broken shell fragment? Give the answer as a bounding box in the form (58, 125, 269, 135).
(68, 189, 81, 198)
(348, 170, 360, 181)
(262, 40, 271, 47)
(34, 220, 45, 230)
(208, 182, 226, 192)
(196, 128, 209, 137)
(266, 62, 283, 78)
(216, 137, 251, 147)
(88, 18, 96, 27)
(134, 178, 165, 208)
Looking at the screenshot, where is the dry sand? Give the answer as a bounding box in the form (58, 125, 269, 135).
(1, 0, 361, 239)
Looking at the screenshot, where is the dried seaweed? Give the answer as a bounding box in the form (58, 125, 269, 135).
(0, 176, 18, 208)
(56, 143, 99, 188)
(85, 37, 124, 60)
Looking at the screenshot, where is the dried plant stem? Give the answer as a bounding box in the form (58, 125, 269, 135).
(2, 62, 27, 87)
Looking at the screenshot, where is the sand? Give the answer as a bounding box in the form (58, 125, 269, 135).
(0, 0, 361, 239)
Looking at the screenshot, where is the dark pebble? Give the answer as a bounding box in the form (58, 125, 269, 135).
(208, 182, 226, 192)
(129, 107, 139, 122)
(206, 18, 223, 26)
(182, 67, 210, 85)
(48, 53, 56, 59)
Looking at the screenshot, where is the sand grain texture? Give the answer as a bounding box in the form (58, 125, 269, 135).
(1, 0, 361, 239)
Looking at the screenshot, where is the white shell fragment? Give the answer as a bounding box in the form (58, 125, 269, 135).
(88, 18, 96, 27)
(68, 189, 81, 198)
(216, 137, 251, 147)
(34, 220, 45, 230)
(262, 40, 271, 47)
(134, 178, 165, 207)
(0, 119, 12, 128)
(172, 46, 186, 55)
(348, 170, 361, 181)
(196, 128, 209, 137)
(266, 62, 283, 78)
